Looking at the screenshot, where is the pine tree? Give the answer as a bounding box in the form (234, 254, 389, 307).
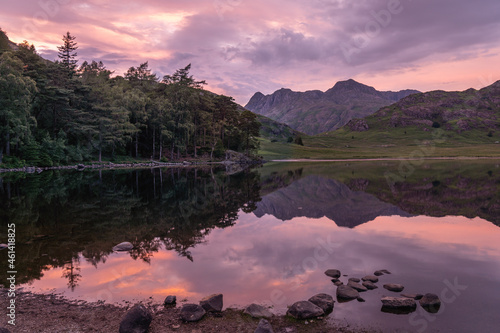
(57, 32, 78, 74)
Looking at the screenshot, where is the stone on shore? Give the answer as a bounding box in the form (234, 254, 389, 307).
(419, 293, 441, 313)
(119, 304, 152, 333)
(336, 285, 360, 301)
(362, 281, 378, 290)
(200, 294, 223, 312)
(308, 293, 334, 314)
(348, 277, 360, 283)
(347, 280, 368, 292)
(362, 275, 379, 283)
(164, 295, 176, 306)
(113, 242, 134, 252)
(383, 283, 405, 292)
(254, 319, 274, 333)
(381, 297, 417, 314)
(324, 269, 341, 279)
(286, 301, 324, 319)
(180, 304, 206, 322)
(244, 304, 273, 318)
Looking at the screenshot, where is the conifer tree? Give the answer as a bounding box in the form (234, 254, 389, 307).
(57, 32, 78, 74)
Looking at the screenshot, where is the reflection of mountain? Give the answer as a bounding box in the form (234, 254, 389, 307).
(254, 175, 411, 227)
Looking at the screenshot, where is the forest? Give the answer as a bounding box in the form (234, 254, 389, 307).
(0, 30, 261, 167)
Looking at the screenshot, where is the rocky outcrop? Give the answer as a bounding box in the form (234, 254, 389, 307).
(347, 119, 369, 132)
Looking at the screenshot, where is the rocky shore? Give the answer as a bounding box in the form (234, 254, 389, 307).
(0, 288, 372, 333)
(0, 150, 263, 174)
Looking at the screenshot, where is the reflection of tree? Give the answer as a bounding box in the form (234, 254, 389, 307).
(61, 258, 82, 291)
(0, 167, 262, 289)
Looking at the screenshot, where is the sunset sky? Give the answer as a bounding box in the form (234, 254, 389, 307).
(2, 0, 500, 104)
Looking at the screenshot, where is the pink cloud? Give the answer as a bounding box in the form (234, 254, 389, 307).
(1, 0, 500, 104)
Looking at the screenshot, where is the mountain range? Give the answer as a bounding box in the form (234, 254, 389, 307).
(245, 79, 420, 135)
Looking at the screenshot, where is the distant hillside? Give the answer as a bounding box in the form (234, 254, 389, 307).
(245, 79, 419, 135)
(344, 81, 500, 134)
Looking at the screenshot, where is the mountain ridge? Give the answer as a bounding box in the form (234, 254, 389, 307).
(245, 79, 420, 135)
(342, 80, 500, 134)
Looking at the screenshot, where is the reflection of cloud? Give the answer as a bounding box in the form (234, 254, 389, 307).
(24, 213, 500, 331)
(1, 0, 500, 104)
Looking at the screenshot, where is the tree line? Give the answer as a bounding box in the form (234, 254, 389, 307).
(0, 30, 261, 166)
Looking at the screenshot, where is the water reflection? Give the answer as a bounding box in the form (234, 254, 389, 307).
(0, 167, 261, 289)
(1, 161, 499, 332)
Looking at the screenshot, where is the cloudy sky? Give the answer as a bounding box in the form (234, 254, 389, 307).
(2, 0, 500, 104)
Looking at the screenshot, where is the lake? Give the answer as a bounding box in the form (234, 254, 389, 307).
(1, 160, 499, 332)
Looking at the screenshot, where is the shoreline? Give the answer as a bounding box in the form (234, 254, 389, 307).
(0, 159, 261, 175)
(271, 156, 500, 163)
(0, 289, 374, 333)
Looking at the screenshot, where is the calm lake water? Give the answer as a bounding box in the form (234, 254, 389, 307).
(1, 160, 500, 332)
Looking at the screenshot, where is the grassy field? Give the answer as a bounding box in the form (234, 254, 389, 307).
(259, 127, 500, 160)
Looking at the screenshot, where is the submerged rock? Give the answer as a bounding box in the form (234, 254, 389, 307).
(362, 275, 379, 283)
(180, 304, 206, 322)
(287, 301, 324, 319)
(113, 242, 134, 252)
(255, 319, 274, 333)
(348, 277, 360, 283)
(333, 280, 344, 286)
(347, 280, 368, 292)
(384, 283, 405, 292)
(374, 269, 391, 276)
(357, 297, 366, 302)
(308, 293, 334, 314)
(324, 269, 341, 279)
(200, 294, 223, 312)
(336, 285, 360, 301)
(381, 297, 417, 314)
(119, 304, 152, 333)
(244, 304, 273, 318)
(419, 293, 441, 313)
(164, 295, 176, 306)
(362, 281, 378, 290)
(401, 293, 423, 300)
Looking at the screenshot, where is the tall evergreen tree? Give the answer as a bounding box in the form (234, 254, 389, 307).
(57, 32, 78, 75)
